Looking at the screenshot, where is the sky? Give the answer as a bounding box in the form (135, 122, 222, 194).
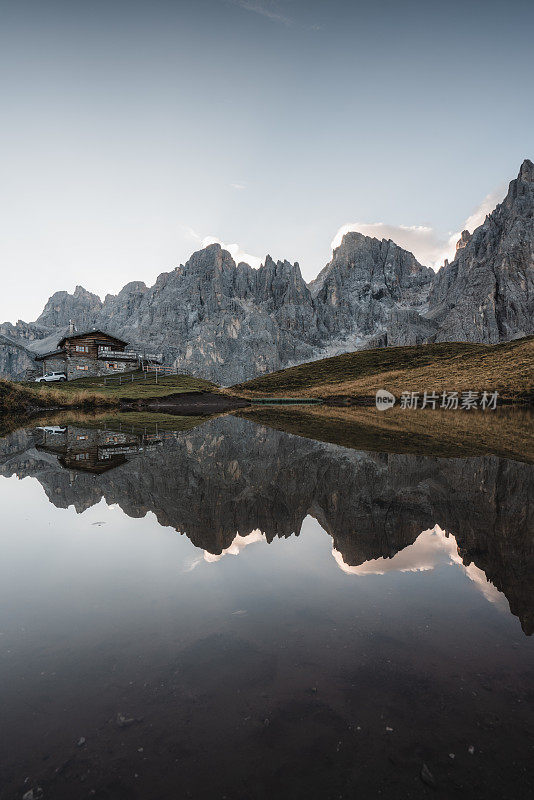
(0, 0, 533, 323)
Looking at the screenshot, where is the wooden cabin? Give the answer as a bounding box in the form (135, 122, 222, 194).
(35, 329, 141, 380)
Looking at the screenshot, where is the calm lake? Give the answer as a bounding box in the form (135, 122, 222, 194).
(0, 413, 532, 800)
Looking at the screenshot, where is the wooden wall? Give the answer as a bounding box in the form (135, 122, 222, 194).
(63, 333, 125, 359)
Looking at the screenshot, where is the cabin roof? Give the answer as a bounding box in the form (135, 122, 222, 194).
(34, 348, 66, 361)
(57, 330, 128, 348)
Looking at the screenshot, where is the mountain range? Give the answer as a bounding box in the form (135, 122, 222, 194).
(1, 160, 532, 384)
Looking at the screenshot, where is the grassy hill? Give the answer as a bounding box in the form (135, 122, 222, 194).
(231, 338, 534, 403)
(239, 405, 534, 463)
(1, 371, 216, 428)
(0, 379, 118, 416)
(24, 370, 216, 400)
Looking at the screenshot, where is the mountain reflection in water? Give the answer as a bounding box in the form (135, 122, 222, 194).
(2, 415, 532, 635)
(0, 413, 533, 800)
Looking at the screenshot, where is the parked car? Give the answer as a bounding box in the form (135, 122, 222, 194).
(36, 426, 67, 434)
(35, 372, 67, 383)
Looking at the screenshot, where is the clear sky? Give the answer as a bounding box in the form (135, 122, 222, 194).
(1, 0, 533, 323)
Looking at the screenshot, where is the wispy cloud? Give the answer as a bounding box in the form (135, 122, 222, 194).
(330, 185, 505, 271)
(228, 0, 293, 26)
(181, 225, 202, 243)
(203, 531, 266, 562)
(462, 186, 505, 233)
(182, 225, 263, 268)
(202, 235, 263, 268)
(230, 182, 246, 190)
(331, 525, 508, 611)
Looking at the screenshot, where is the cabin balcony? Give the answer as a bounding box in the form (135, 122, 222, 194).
(97, 348, 163, 363)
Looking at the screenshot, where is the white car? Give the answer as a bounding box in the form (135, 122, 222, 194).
(36, 426, 67, 434)
(35, 372, 67, 383)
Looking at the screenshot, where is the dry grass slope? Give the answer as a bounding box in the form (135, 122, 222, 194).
(232, 338, 534, 402)
(0, 380, 118, 416)
(239, 405, 534, 463)
(29, 371, 217, 400)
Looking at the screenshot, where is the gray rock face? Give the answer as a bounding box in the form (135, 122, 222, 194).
(98, 246, 322, 384)
(0, 334, 37, 380)
(426, 159, 534, 343)
(311, 232, 433, 341)
(0, 161, 532, 383)
(383, 308, 438, 347)
(36, 285, 103, 330)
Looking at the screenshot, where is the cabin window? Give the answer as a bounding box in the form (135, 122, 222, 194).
(106, 361, 119, 369)
(76, 365, 88, 371)
(100, 346, 112, 351)
(75, 345, 89, 353)
(75, 453, 89, 461)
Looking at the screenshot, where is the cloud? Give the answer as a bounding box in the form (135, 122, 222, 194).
(180, 225, 263, 268)
(331, 525, 508, 611)
(332, 527, 459, 576)
(183, 554, 204, 572)
(201, 236, 263, 268)
(183, 531, 266, 569)
(230, 182, 246, 190)
(462, 186, 505, 232)
(229, 0, 293, 26)
(203, 531, 266, 562)
(331, 186, 504, 271)
(181, 225, 202, 243)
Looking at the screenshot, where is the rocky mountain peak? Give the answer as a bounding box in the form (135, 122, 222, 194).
(73, 285, 99, 299)
(35, 285, 103, 331)
(502, 159, 534, 210)
(188, 243, 236, 277)
(518, 158, 534, 182)
(335, 230, 367, 251)
(426, 159, 534, 344)
(455, 230, 471, 252)
(119, 281, 148, 293)
(310, 230, 433, 341)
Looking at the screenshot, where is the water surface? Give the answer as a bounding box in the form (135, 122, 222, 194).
(0, 414, 532, 799)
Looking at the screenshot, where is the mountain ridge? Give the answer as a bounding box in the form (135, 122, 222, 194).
(1, 160, 532, 383)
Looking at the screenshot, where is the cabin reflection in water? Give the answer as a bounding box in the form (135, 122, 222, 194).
(34, 424, 165, 474)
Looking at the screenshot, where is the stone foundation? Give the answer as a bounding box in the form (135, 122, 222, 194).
(39, 355, 137, 380)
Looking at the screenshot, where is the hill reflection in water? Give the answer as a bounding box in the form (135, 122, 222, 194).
(1, 413, 532, 635)
(0, 412, 533, 800)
